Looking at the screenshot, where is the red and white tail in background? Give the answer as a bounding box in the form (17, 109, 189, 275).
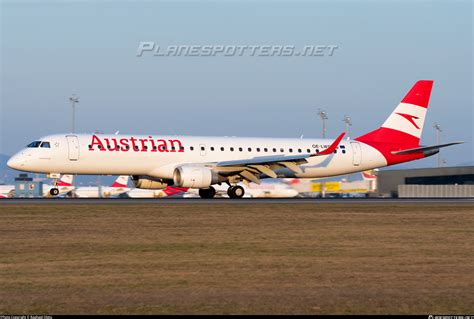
(162, 186, 188, 196)
(111, 175, 129, 188)
(57, 174, 74, 186)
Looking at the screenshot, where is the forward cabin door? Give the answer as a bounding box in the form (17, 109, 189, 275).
(350, 142, 361, 166)
(66, 135, 80, 161)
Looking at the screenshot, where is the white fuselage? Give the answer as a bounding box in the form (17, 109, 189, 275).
(7, 134, 387, 180)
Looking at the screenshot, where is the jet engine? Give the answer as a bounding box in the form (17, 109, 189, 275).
(173, 165, 220, 188)
(131, 175, 168, 189)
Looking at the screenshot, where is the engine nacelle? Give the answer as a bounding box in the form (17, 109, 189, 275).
(131, 175, 168, 189)
(173, 165, 220, 188)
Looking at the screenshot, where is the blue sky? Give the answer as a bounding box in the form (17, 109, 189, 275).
(1, 0, 472, 172)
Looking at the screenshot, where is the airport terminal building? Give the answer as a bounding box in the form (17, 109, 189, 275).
(377, 166, 474, 198)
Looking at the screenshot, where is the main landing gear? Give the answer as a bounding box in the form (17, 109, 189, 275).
(197, 185, 246, 199)
(227, 185, 245, 199)
(198, 186, 216, 199)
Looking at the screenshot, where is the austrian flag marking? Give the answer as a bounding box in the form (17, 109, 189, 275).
(88, 135, 185, 152)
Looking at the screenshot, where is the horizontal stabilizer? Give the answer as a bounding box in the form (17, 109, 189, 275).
(391, 141, 463, 155)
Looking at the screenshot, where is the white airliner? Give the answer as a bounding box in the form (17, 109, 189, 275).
(7, 81, 462, 199)
(73, 175, 130, 198)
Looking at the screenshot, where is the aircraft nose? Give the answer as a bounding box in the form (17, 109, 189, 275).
(7, 154, 25, 170)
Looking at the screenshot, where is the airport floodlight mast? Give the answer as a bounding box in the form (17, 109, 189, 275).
(343, 115, 352, 138)
(317, 109, 328, 138)
(433, 122, 442, 167)
(69, 94, 79, 133)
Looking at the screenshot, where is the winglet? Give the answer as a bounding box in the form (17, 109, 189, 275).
(311, 132, 345, 157)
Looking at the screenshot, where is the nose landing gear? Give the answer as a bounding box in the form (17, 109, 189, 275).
(46, 173, 62, 197)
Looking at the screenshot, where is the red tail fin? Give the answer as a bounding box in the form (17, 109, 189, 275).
(356, 80, 434, 165)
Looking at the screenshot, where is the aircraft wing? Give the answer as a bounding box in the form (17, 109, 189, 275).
(391, 141, 463, 155)
(214, 133, 345, 184)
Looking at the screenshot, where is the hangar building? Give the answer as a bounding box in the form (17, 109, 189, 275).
(376, 166, 474, 198)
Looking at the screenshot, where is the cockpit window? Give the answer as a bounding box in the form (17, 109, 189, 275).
(27, 141, 42, 148)
(40, 142, 51, 148)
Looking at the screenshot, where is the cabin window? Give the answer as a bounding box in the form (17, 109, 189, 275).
(298, 149, 302, 153)
(230, 147, 234, 151)
(316, 149, 320, 153)
(210, 147, 215, 151)
(273, 148, 277, 152)
(171, 146, 175, 151)
(239, 147, 243, 152)
(289, 148, 293, 153)
(98, 145, 103, 150)
(307, 149, 311, 153)
(256, 148, 260, 152)
(334, 150, 337, 154)
(27, 141, 42, 148)
(153, 146, 157, 150)
(280, 148, 284, 152)
(180, 146, 184, 151)
(264, 148, 268, 152)
(220, 147, 224, 151)
(342, 150, 346, 154)
(144, 146, 148, 150)
(201, 146, 205, 151)
(190, 146, 194, 151)
(248, 147, 252, 152)
(134, 146, 139, 151)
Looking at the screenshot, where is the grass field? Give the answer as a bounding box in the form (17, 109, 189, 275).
(0, 203, 473, 314)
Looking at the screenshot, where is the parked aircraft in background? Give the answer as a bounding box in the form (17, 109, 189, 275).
(8, 81, 463, 198)
(0, 184, 15, 198)
(125, 186, 188, 198)
(186, 181, 298, 198)
(73, 175, 130, 198)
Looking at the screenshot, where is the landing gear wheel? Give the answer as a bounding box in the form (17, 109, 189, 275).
(228, 185, 245, 199)
(50, 188, 59, 196)
(199, 186, 216, 199)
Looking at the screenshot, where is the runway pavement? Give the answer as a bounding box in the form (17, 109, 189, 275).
(1, 197, 473, 205)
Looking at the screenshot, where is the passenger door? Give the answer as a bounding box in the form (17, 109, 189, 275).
(351, 142, 361, 166)
(66, 135, 80, 161)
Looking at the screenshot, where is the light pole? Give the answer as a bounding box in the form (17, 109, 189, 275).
(317, 109, 328, 138)
(69, 94, 79, 133)
(433, 123, 442, 167)
(343, 115, 352, 138)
